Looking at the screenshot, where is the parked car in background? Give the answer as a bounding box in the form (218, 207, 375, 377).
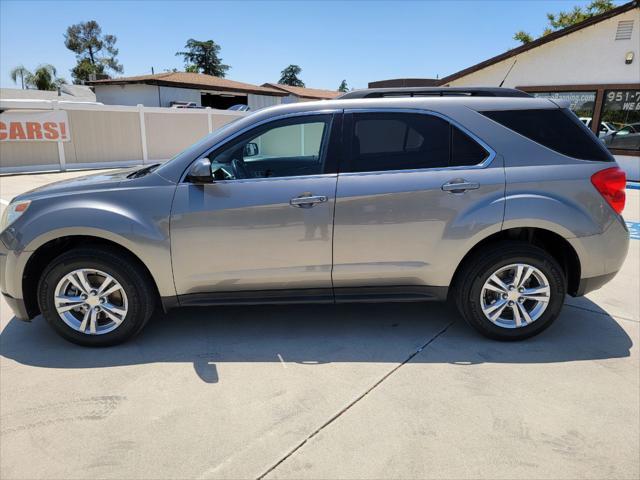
(603, 122, 640, 151)
(228, 104, 250, 112)
(170, 101, 203, 109)
(0, 87, 629, 346)
(580, 117, 616, 138)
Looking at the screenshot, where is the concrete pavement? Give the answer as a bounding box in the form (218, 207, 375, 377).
(1, 170, 638, 479)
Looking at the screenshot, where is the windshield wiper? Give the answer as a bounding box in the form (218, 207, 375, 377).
(127, 163, 160, 179)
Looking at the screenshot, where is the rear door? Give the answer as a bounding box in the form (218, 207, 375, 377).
(332, 109, 505, 299)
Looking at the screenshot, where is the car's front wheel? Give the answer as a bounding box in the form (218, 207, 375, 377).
(455, 242, 566, 340)
(38, 247, 156, 346)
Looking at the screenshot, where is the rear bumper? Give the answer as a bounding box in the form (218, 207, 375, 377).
(574, 272, 618, 297)
(568, 215, 629, 296)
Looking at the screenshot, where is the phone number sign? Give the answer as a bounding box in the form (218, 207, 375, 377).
(606, 90, 640, 111)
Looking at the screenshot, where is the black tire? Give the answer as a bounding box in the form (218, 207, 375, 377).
(453, 241, 566, 341)
(38, 247, 156, 346)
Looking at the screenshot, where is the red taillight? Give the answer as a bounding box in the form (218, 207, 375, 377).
(591, 167, 626, 214)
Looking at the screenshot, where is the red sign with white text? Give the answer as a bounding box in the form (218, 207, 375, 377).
(0, 110, 70, 142)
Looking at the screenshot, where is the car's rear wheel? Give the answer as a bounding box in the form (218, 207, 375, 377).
(38, 247, 155, 346)
(454, 242, 566, 340)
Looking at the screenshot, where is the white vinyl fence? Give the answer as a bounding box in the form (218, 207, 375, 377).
(0, 100, 247, 174)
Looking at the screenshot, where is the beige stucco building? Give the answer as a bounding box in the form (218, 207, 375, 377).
(440, 1, 640, 179)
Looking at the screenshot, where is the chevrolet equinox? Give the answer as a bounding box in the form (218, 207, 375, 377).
(0, 87, 629, 346)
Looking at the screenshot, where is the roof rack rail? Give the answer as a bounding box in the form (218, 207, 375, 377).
(338, 87, 531, 99)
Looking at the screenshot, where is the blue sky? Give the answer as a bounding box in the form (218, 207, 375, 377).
(0, 0, 626, 90)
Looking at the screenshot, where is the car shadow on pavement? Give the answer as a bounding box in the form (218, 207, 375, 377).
(0, 299, 633, 383)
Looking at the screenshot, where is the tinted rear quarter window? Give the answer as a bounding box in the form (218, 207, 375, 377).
(451, 126, 489, 166)
(481, 108, 612, 162)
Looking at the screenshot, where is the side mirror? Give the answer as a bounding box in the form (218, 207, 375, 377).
(244, 142, 259, 157)
(185, 158, 214, 184)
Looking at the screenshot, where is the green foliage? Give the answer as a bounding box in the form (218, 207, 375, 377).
(514, 0, 615, 44)
(70, 59, 98, 84)
(176, 39, 230, 77)
(338, 79, 349, 92)
(64, 20, 123, 83)
(10, 64, 66, 90)
(546, 0, 614, 31)
(278, 65, 305, 87)
(10, 65, 30, 89)
(26, 65, 66, 91)
(513, 31, 534, 44)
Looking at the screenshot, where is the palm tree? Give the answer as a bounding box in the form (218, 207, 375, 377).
(10, 65, 31, 89)
(25, 64, 66, 91)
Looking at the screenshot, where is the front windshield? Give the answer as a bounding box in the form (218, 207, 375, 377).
(154, 115, 250, 181)
(172, 119, 240, 162)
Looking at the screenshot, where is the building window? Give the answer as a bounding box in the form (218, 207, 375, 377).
(531, 91, 597, 122)
(600, 90, 640, 152)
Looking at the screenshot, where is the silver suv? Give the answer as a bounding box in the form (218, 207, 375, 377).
(0, 88, 629, 346)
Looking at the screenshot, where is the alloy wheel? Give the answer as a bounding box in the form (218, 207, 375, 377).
(54, 268, 128, 335)
(480, 263, 550, 329)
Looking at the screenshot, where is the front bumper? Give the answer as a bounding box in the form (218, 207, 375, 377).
(1, 291, 30, 321)
(0, 240, 32, 321)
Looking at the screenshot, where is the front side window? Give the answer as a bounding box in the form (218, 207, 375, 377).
(208, 115, 331, 180)
(600, 89, 640, 152)
(349, 112, 488, 173)
(481, 108, 612, 162)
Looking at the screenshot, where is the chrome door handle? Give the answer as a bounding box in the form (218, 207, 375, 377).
(441, 180, 480, 193)
(290, 194, 328, 208)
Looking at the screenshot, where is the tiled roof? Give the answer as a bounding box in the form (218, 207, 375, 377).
(88, 72, 287, 96)
(262, 83, 342, 99)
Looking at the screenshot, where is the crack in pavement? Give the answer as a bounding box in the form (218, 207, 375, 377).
(256, 320, 456, 480)
(565, 303, 639, 324)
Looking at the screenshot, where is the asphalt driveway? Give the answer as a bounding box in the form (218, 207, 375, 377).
(1, 170, 638, 479)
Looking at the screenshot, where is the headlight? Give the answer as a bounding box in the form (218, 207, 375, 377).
(0, 200, 31, 232)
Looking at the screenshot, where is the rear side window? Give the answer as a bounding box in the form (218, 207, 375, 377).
(481, 109, 612, 162)
(350, 113, 489, 172)
(352, 113, 449, 172)
(451, 126, 489, 167)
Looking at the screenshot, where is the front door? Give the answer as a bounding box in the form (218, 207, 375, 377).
(171, 113, 341, 302)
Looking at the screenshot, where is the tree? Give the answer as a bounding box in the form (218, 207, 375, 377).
(514, 0, 614, 44)
(64, 20, 123, 83)
(176, 39, 229, 77)
(337, 79, 349, 92)
(10, 65, 30, 89)
(513, 31, 534, 44)
(26, 65, 66, 91)
(278, 65, 305, 87)
(547, 0, 614, 30)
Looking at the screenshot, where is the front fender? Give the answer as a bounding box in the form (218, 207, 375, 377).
(1, 184, 176, 299)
